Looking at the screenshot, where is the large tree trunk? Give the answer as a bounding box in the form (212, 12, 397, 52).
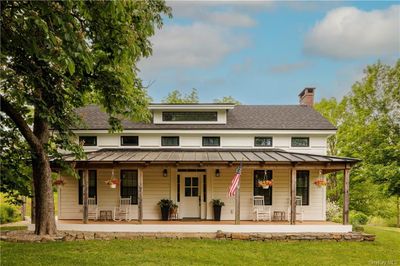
(31, 108, 56, 235)
(32, 152, 56, 235)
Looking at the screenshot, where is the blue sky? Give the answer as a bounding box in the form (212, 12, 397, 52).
(138, 1, 399, 104)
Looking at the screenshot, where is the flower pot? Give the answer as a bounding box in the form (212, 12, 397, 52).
(262, 185, 269, 189)
(110, 184, 116, 189)
(161, 206, 170, 221)
(213, 206, 222, 221)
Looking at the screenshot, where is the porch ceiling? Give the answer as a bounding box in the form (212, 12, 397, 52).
(62, 149, 359, 164)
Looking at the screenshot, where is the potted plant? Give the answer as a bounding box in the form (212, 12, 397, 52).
(157, 199, 173, 221)
(257, 179, 273, 189)
(53, 179, 65, 187)
(314, 178, 327, 187)
(105, 178, 119, 188)
(169, 203, 178, 220)
(212, 199, 225, 221)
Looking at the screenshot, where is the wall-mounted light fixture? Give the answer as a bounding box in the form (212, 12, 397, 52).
(215, 169, 220, 177)
(163, 169, 168, 177)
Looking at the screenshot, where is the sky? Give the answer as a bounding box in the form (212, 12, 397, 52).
(138, 1, 400, 104)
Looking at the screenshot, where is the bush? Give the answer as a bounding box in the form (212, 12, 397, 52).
(350, 211, 369, 225)
(0, 204, 19, 224)
(326, 200, 341, 222)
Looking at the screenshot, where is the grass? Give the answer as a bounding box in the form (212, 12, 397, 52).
(0, 226, 399, 266)
(0, 226, 28, 232)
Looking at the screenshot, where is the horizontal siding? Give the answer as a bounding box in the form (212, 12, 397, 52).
(59, 167, 325, 221)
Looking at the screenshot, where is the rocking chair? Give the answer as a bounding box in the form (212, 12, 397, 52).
(113, 197, 132, 221)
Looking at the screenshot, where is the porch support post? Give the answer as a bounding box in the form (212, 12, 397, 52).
(83, 169, 89, 224)
(343, 165, 350, 225)
(290, 166, 297, 225)
(138, 168, 144, 224)
(235, 183, 240, 225)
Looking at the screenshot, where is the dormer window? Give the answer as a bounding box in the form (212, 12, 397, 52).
(162, 111, 218, 122)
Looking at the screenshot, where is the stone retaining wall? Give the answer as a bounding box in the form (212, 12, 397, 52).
(0, 230, 375, 243)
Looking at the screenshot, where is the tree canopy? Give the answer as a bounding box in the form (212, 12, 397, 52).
(162, 88, 241, 104)
(315, 60, 400, 226)
(0, 0, 171, 234)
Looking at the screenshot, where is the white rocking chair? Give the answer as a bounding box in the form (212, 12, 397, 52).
(88, 197, 98, 221)
(113, 197, 132, 221)
(287, 196, 304, 222)
(253, 196, 272, 221)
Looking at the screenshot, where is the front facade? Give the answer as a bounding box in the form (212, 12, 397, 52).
(58, 88, 356, 224)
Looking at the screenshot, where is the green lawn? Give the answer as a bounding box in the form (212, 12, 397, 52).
(1, 226, 399, 266)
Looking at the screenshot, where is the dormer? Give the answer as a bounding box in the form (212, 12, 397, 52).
(149, 103, 235, 124)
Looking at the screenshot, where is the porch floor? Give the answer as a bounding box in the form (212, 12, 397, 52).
(37, 220, 352, 233)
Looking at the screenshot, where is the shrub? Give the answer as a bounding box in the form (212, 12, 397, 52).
(326, 200, 341, 222)
(350, 211, 369, 225)
(0, 204, 19, 224)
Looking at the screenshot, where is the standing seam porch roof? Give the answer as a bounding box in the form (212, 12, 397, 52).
(63, 149, 359, 163)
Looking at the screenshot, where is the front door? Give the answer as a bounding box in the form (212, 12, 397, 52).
(180, 175, 201, 218)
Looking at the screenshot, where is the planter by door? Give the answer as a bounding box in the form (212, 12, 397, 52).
(213, 206, 222, 221)
(161, 207, 170, 221)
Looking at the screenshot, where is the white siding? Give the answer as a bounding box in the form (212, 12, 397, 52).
(76, 133, 329, 155)
(59, 167, 326, 221)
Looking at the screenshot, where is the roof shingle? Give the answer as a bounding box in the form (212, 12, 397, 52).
(73, 104, 336, 130)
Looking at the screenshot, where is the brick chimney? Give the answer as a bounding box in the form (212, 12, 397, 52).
(299, 88, 315, 107)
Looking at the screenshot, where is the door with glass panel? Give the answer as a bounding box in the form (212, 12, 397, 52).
(180, 174, 200, 218)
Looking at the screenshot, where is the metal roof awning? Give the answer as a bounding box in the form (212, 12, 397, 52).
(62, 149, 359, 164)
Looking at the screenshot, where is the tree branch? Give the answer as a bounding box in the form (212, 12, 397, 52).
(0, 95, 41, 152)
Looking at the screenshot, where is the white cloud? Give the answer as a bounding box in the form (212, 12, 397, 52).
(139, 23, 249, 70)
(203, 11, 256, 27)
(268, 61, 313, 74)
(304, 5, 400, 59)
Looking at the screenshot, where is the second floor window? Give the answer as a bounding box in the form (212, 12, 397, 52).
(202, 136, 220, 146)
(161, 136, 179, 146)
(121, 136, 139, 146)
(291, 137, 309, 147)
(254, 137, 273, 147)
(79, 136, 97, 146)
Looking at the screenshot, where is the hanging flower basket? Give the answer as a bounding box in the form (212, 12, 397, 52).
(257, 180, 273, 189)
(314, 178, 327, 187)
(105, 179, 119, 188)
(53, 179, 65, 187)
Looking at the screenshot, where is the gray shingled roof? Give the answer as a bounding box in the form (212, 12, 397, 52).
(73, 104, 336, 130)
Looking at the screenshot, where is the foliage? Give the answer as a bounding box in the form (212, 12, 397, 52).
(350, 211, 369, 226)
(1, 1, 171, 233)
(162, 89, 241, 104)
(212, 199, 225, 207)
(326, 200, 341, 223)
(1, 226, 399, 265)
(162, 88, 199, 103)
(0, 204, 20, 224)
(214, 96, 241, 105)
(157, 199, 173, 209)
(0, 226, 27, 231)
(0, 116, 32, 204)
(315, 61, 400, 225)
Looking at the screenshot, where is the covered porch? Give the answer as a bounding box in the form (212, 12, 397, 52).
(57, 149, 358, 229)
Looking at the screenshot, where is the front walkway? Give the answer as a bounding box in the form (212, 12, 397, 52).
(29, 220, 352, 233)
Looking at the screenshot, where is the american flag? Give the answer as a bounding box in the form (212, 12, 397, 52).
(228, 164, 242, 197)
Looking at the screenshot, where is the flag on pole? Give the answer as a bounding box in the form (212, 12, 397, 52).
(228, 163, 242, 197)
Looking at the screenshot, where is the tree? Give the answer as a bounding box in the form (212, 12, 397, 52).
(213, 96, 241, 105)
(162, 88, 199, 103)
(1, 1, 171, 235)
(315, 60, 400, 226)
